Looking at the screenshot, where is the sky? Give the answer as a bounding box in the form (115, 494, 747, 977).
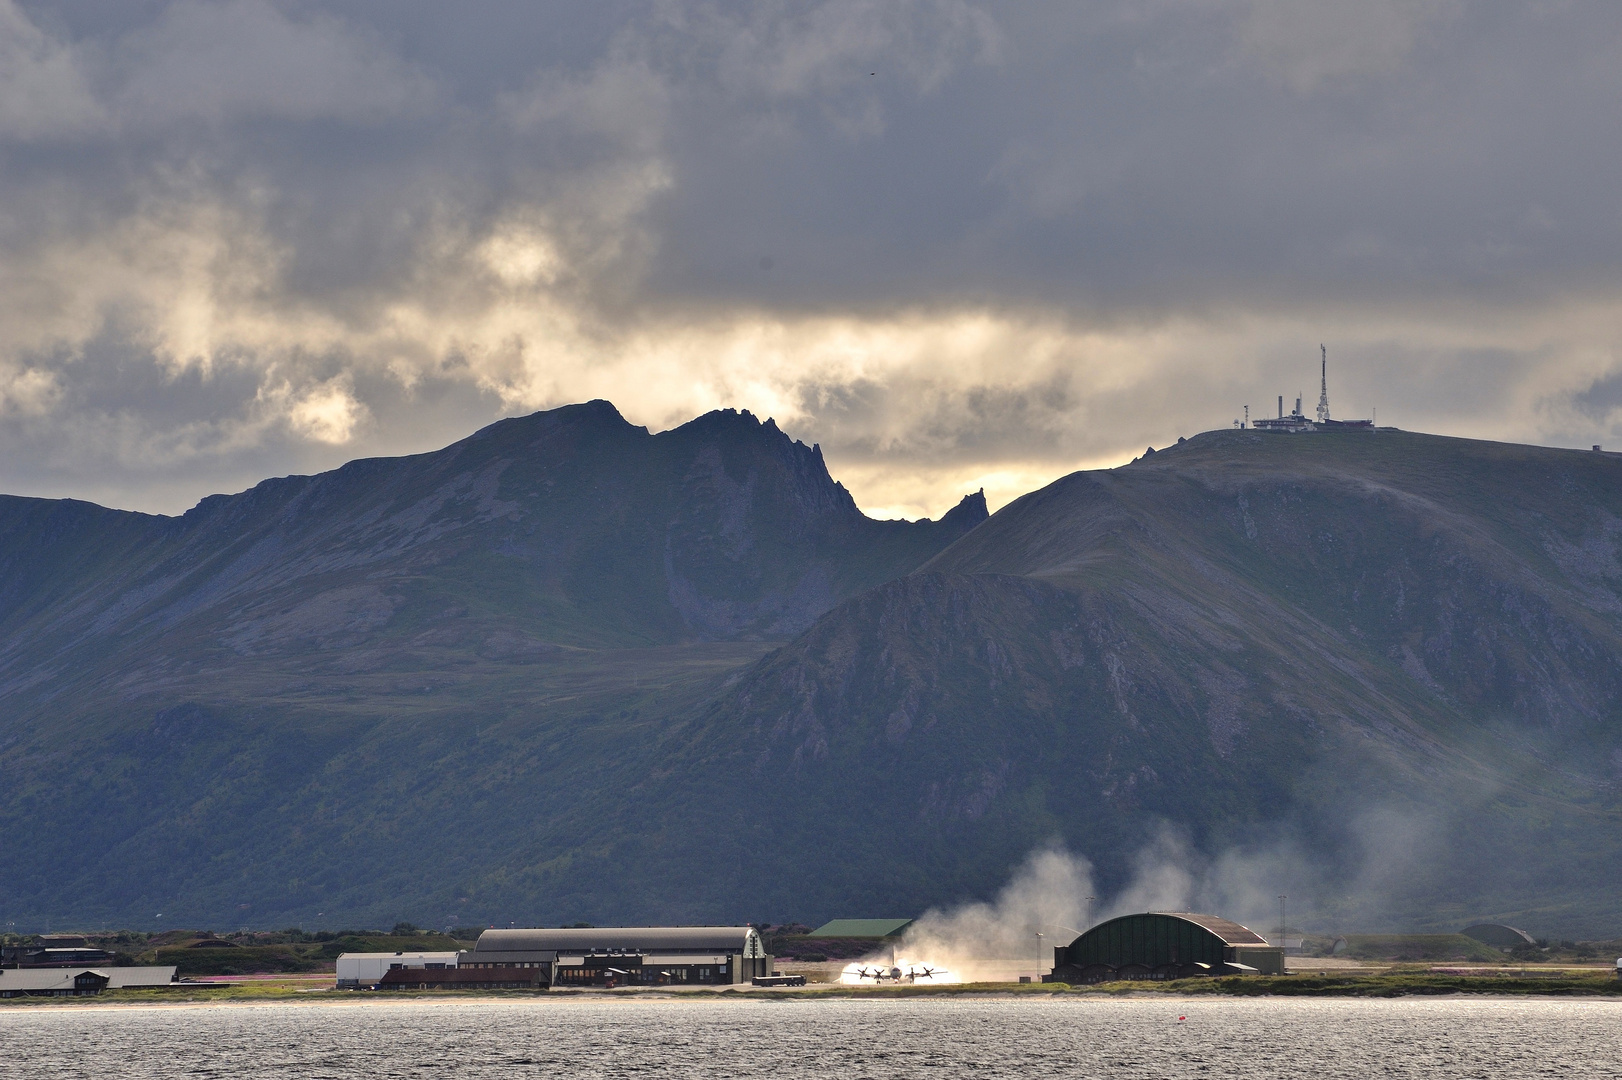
(4, 1, 1622, 519)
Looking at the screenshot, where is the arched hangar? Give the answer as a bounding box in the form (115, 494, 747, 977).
(1047, 912, 1285, 983)
(1460, 923, 1537, 950)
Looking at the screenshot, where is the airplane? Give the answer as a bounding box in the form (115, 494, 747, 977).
(846, 963, 947, 983)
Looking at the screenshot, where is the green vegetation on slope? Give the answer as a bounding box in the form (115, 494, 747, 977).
(640, 429, 1622, 934)
(4, 418, 1622, 939)
(0, 404, 983, 930)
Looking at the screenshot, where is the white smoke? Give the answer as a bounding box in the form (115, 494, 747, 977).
(1098, 823, 1304, 940)
(856, 831, 1299, 983)
(1099, 825, 1196, 918)
(884, 847, 1097, 982)
(844, 818, 1437, 985)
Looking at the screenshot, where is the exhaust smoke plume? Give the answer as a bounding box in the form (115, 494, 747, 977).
(842, 808, 1472, 982)
(883, 848, 1098, 982)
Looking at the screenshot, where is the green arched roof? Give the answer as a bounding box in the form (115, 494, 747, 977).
(1065, 912, 1270, 969)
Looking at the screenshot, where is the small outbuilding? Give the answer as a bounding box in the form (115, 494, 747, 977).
(1047, 912, 1285, 983)
(807, 919, 914, 940)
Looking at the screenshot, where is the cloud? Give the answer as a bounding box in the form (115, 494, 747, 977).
(112, 0, 438, 126)
(284, 375, 367, 444)
(0, 1, 103, 138)
(705, 0, 1000, 99)
(0, 366, 60, 416)
(1234, 0, 1461, 92)
(1, 1, 1622, 516)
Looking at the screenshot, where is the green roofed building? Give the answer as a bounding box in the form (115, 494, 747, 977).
(807, 919, 914, 939)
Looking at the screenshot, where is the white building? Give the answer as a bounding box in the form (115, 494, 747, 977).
(336, 951, 459, 988)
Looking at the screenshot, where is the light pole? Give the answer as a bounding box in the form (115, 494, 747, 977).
(1032, 923, 1086, 982)
(1278, 895, 1287, 972)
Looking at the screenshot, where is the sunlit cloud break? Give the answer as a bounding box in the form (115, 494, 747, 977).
(3, 1, 1622, 516)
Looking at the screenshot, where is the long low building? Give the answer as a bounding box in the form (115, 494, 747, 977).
(336, 951, 459, 988)
(1048, 913, 1284, 983)
(340, 927, 773, 990)
(0, 966, 177, 997)
(463, 926, 772, 988)
(379, 966, 548, 991)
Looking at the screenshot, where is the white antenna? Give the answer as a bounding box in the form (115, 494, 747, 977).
(1316, 345, 1331, 423)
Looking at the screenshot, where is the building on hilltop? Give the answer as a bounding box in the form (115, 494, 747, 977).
(1245, 346, 1374, 433)
(1251, 393, 1315, 433)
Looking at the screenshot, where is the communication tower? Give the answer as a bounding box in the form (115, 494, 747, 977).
(1316, 344, 1331, 423)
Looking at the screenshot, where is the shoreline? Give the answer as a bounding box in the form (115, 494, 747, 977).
(4, 973, 1622, 1010)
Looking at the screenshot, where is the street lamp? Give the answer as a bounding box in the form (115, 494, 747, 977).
(1032, 923, 1087, 982)
(1278, 895, 1288, 972)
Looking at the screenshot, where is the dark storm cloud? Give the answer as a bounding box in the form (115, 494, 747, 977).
(1, 1, 1620, 517)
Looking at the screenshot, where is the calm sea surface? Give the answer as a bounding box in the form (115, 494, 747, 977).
(3, 996, 1617, 1078)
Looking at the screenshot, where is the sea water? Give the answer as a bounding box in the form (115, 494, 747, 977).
(3, 995, 1617, 1078)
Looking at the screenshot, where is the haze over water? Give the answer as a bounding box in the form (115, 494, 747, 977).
(5, 997, 1616, 1078)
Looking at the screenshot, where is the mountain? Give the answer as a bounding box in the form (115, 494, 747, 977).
(627, 428, 1622, 935)
(5, 416, 1622, 938)
(0, 402, 984, 930)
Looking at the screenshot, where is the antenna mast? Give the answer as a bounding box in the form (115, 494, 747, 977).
(1316, 344, 1331, 423)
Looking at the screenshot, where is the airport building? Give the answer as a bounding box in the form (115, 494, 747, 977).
(1460, 923, 1538, 950)
(379, 966, 548, 990)
(1047, 913, 1285, 983)
(806, 919, 914, 940)
(469, 926, 771, 987)
(345, 926, 773, 990)
(336, 951, 459, 988)
(0, 966, 176, 997)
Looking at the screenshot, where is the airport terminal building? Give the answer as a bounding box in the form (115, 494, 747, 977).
(347, 926, 773, 990)
(466, 926, 771, 987)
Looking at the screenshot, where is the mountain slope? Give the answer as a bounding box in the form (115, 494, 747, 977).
(6, 419, 1622, 937)
(0, 402, 985, 929)
(637, 429, 1622, 934)
(0, 400, 985, 668)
